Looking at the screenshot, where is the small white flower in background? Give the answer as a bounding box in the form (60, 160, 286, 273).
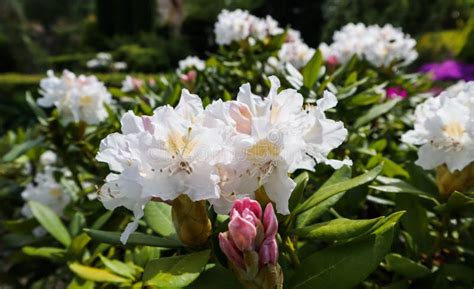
(112, 62, 128, 71)
(177, 56, 206, 73)
(319, 23, 417, 68)
(40, 150, 57, 166)
(277, 41, 315, 70)
(96, 76, 350, 242)
(21, 151, 71, 219)
(87, 52, 113, 69)
(37, 70, 112, 124)
(402, 81, 474, 172)
(121, 75, 144, 92)
(214, 9, 283, 45)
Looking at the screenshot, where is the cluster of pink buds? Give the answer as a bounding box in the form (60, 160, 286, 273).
(219, 198, 282, 288)
(386, 86, 408, 100)
(179, 70, 197, 84)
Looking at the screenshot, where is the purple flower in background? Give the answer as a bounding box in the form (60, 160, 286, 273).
(386, 87, 408, 100)
(420, 60, 474, 81)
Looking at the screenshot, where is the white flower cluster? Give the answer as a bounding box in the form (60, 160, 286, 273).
(319, 23, 417, 68)
(21, 151, 71, 219)
(38, 70, 112, 124)
(268, 29, 315, 71)
(87, 52, 127, 71)
(121, 75, 144, 93)
(214, 9, 284, 45)
(96, 76, 351, 243)
(402, 81, 474, 172)
(177, 56, 206, 73)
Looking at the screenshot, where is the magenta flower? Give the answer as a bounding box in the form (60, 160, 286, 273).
(219, 198, 278, 270)
(419, 60, 474, 81)
(386, 87, 408, 100)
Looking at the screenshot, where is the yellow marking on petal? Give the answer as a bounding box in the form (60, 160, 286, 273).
(79, 95, 94, 106)
(49, 187, 64, 198)
(166, 129, 198, 157)
(443, 121, 465, 139)
(246, 139, 280, 162)
(270, 105, 281, 124)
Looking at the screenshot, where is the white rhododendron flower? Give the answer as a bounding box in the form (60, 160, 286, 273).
(214, 9, 283, 45)
(37, 70, 112, 124)
(177, 56, 206, 73)
(402, 81, 474, 172)
(21, 151, 71, 218)
(319, 23, 417, 68)
(121, 75, 143, 92)
(96, 90, 228, 243)
(266, 28, 315, 72)
(97, 76, 350, 242)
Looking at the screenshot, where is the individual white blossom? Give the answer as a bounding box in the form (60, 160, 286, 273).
(177, 56, 206, 73)
(319, 23, 417, 68)
(21, 151, 71, 219)
(37, 70, 112, 124)
(214, 9, 283, 45)
(121, 75, 144, 92)
(402, 81, 474, 172)
(87, 52, 113, 69)
(112, 62, 128, 71)
(96, 90, 228, 243)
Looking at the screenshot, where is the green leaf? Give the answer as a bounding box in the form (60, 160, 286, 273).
(188, 264, 241, 289)
(144, 202, 176, 238)
(370, 176, 439, 205)
(68, 233, 91, 258)
(354, 99, 399, 128)
(25, 91, 48, 125)
(385, 253, 430, 278)
(69, 263, 128, 283)
(143, 250, 210, 287)
(296, 166, 351, 226)
(288, 172, 309, 211)
(99, 255, 140, 280)
(2, 137, 44, 162)
(294, 164, 383, 215)
(29, 201, 71, 247)
(289, 212, 400, 289)
(302, 49, 323, 89)
(67, 278, 94, 289)
(293, 217, 383, 241)
(91, 211, 113, 230)
(84, 229, 181, 248)
(435, 191, 474, 216)
(22, 246, 66, 261)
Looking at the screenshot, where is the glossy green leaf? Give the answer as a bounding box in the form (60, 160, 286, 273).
(144, 202, 176, 238)
(84, 229, 181, 248)
(188, 264, 241, 289)
(69, 263, 128, 283)
(296, 166, 351, 226)
(288, 172, 309, 211)
(354, 99, 399, 128)
(302, 49, 323, 88)
(99, 255, 140, 280)
(371, 176, 439, 204)
(22, 246, 66, 261)
(294, 164, 383, 215)
(67, 278, 94, 289)
(289, 211, 403, 289)
(28, 201, 71, 247)
(143, 250, 210, 287)
(385, 253, 430, 278)
(293, 217, 383, 241)
(2, 137, 43, 162)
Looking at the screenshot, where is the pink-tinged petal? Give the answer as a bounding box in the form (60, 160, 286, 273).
(229, 102, 252, 134)
(231, 197, 262, 219)
(141, 117, 154, 134)
(219, 233, 244, 269)
(263, 203, 278, 238)
(228, 215, 257, 251)
(327, 55, 338, 66)
(259, 237, 278, 266)
(241, 208, 259, 226)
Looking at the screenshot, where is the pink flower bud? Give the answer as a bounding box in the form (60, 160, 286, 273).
(259, 237, 278, 265)
(386, 87, 408, 100)
(263, 203, 278, 238)
(228, 214, 257, 251)
(327, 55, 339, 66)
(180, 70, 197, 84)
(219, 232, 244, 269)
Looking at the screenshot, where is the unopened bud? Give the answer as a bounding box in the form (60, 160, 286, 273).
(436, 162, 474, 199)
